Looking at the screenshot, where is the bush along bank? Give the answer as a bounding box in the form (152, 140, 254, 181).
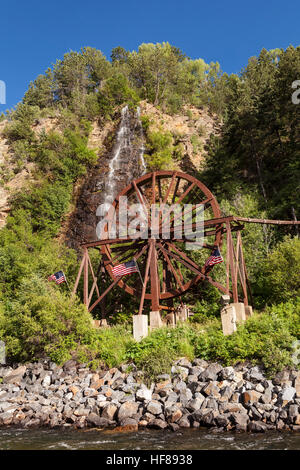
(0, 359, 300, 433)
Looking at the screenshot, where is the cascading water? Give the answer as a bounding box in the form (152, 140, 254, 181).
(102, 105, 146, 213)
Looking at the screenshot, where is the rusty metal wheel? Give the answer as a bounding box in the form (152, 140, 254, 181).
(99, 171, 224, 311)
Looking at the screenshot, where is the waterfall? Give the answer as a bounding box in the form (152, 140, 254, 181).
(102, 105, 146, 212)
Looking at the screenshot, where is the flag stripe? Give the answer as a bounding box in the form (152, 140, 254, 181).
(205, 247, 224, 267)
(112, 260, 138, 276)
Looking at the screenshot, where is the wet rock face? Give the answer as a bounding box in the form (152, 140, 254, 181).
(65, 106, 146, 250)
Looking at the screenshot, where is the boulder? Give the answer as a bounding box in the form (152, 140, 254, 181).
(147, 400, 163, 416)
(281, 386, 296, 405)
(186, 396, 205, 412)
(248, 420, 267, 432)
(118, 401, 139, 422)
(149, 418, 168, 429)
(177, 416, 190, 428)
(136, 387, 152, 402)
(87, 412, 103, 427)
(241, 390, 262, 404)
(199, 363, 223, 381)
(231, 412, 249, 432)
(101, 404, 118, 421)
(3, 365, 26, 385)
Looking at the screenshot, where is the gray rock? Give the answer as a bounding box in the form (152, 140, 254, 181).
(136, 387, 152, 402)
(169, 423, 180, 432)
(165, 391, 178, 405)
(248, 367, 265, 383)
(186, 396, 205, 412)
(215, 414, 230, 428)
(179, 388, 192, 406)
(248, 405, 262, 420)
(199, 363, 223, 381)
(206, 398, 219, 410)
(175, 358, 192, 368)
(119, 417, 139, 427)
(219, 366, 235, 381)
(111, 377, 125, 390)
(3, 366, 26, 385)
(248, 420, 267, 432)
(192, 359, 208, 368)
(231, 412, 249, 431)
(87, 412, 104, 427)
(101, 404, 118, 421)
(188, 366, 204, 376)
(273, 370, 290, 385)
(149, 418, 168, 429)
(156, 374, 171, 381)
(120, 394, 136, 404)
(178, 416, 190, 428)
(220, 386, 232, 401)
(255, 383, 265, 393)
(118, 401, 139, 421)
(147, 401, 163, 416)
(281, 387, 296, 403)
(260, 389, 272, 404)
(174, 381, 186, 393)
(186, 374, 199, 384)
(126, 374, 136, 384)
(171, 366, 189, 378)
(288, 404, 299, 419)
(111, 390, 125, 401)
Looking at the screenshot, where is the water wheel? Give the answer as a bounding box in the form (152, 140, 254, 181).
(99, 171, 225, 313)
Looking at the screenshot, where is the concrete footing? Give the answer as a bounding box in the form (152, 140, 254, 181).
(175, 305, 188, 323)
(245, 305, 253, 319)
(221, 304, 237, 336)
(164, 313, 176, 327)
(133, 315, 148, 342)
(150, 311, 163, 331)
(232, 302, 246, 324)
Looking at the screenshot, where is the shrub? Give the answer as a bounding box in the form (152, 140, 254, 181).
(254, 236, 300, 305)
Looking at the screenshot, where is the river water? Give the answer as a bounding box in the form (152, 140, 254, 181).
(1, 428, 300, 450)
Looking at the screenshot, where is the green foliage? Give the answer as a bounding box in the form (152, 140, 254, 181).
(125, 324, 197, 383)
(192, 300, 300, 376)
(0, 277, 95, 363)
(145, 129, 174, 170)
(254, 237, 300, 306)
(201, 46, 300, 221)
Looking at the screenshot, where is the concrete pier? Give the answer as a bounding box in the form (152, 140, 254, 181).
(133, 315, 148, 342)
(221, 304, 237, 336)
(232, 302, 246, 324)
(150, 311, 163, 331)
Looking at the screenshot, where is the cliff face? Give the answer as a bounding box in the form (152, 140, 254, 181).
(139, 101, 220, 174)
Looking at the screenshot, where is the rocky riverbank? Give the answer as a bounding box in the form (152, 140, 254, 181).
(0, 359, 300, 432)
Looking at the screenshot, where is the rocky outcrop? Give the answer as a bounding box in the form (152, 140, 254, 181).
(0, 359, 299, 432)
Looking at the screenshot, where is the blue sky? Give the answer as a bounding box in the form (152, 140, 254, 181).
(0, 0, 299, 110)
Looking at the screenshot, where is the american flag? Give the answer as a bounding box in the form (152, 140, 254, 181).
(205, 247, 224, 267)
(47, 271, 66, 284)
(112, 260, 139, 277)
